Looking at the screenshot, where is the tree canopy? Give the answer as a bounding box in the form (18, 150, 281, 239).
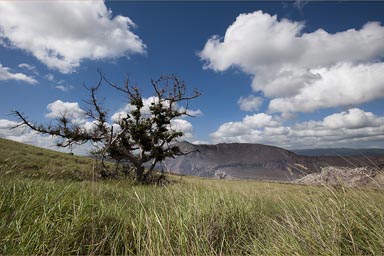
(13, 71, 201, 182)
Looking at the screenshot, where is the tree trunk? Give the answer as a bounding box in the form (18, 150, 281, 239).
(135, 165, 146, 183)
(143, 158, 158, 182)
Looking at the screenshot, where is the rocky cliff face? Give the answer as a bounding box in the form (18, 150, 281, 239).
(160, 142, 383, 181)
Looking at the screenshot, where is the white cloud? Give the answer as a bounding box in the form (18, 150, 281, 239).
(200, 11, 384, 73)
(111, 96, 202, 122)
(179, 108, 203, 117)
(18, 63, 39, 75)
(238, 95, 263, 111)
(0, 119, 90, 155)
(211, 113, 281, 138)
(0, 119, 25, 137)
(192, 140, 210, 145)
(210, 108, 384, 149)
(55, 85, 67, 92)
(55, 85, 73, 92)
(0, 1, 146, 73)
(170, 119, 194, 140)
(251, 67, 321, 98)
(268, 63, 384, 113)
(199, 11, 305, 73)
(0, 63, 38, 85)
(46, 100, 86, 124)
(0, 100, 101, 155)
(111, 96, 159, 122)
(111, 111, 128, 123)
(199, 10, 384, 113)
(83, 121, 100, 133)
(323, 108, 383, 129)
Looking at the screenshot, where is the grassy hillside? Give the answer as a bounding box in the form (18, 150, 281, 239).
(1, 138, 384, 255)
(0, 138, 95, 180)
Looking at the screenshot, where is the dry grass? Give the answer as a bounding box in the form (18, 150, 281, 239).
(1, 138, 384, 255)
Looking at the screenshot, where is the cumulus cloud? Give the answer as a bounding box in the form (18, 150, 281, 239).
(0, 63, 38, 84)
(211, 108, 384, 149)
(170, 119, 194, 140)
(211, 113, 281, 138)
(0, 1, 146, 73)
(46, 100, 86, 124)
(199, 10, 384, 113)
(323, 108, 383, 129)
(238, 95, 263, 111)
(199, 11, 305, 73)
(200, 11, 384, 74)
(268, 62, 384, 113)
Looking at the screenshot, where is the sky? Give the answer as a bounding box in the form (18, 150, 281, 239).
(1, 0, 384, 154)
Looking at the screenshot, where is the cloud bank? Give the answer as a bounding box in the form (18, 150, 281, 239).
(199, 10, 384, 113)
(0, 1, 146, 73)
(211, 108, 384, 149)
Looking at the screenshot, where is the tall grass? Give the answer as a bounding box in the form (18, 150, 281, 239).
(1, 138, 383, 255)
(1, 176, 383, 255)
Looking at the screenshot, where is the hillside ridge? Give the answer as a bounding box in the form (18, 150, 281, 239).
(163, 141, 384, 180)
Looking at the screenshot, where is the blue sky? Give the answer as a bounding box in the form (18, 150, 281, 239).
(1, 1, 384, 153)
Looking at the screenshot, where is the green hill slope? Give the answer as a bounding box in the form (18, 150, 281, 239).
(0, 138, 95, 180)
